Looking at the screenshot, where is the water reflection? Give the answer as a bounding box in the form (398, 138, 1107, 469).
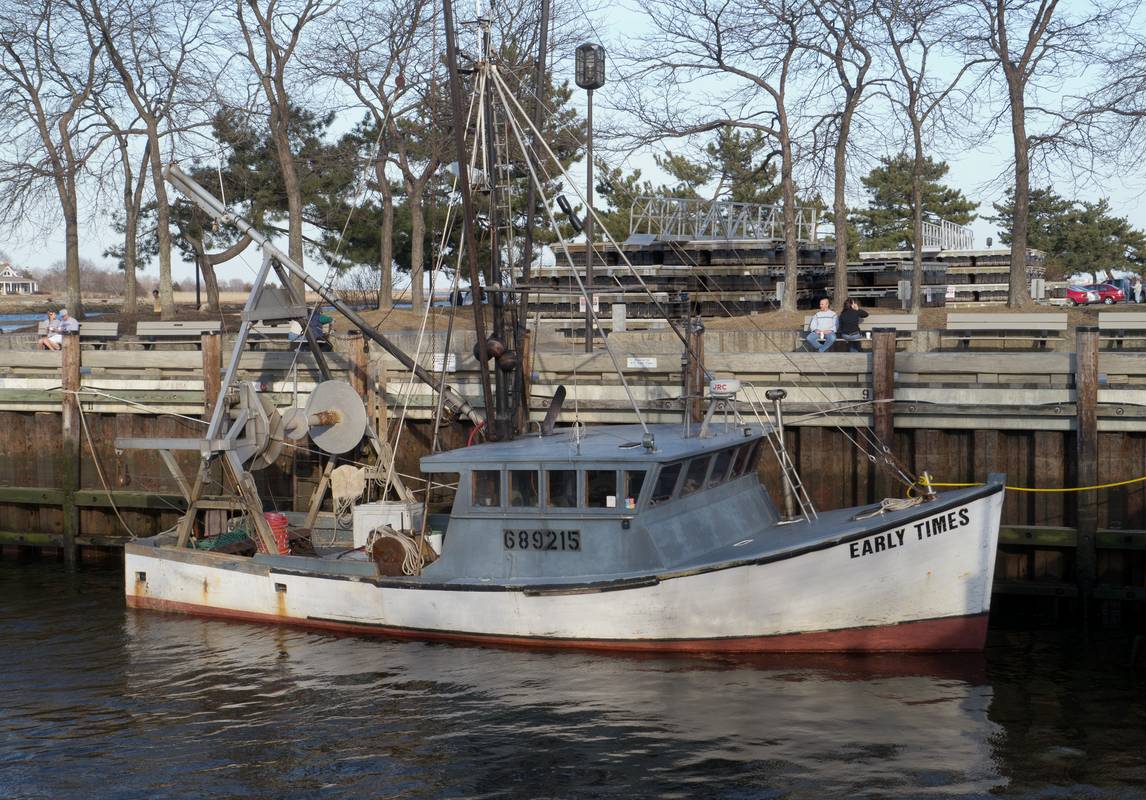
(113, 605, 1003, 798)
(2, 561, 1144, 799)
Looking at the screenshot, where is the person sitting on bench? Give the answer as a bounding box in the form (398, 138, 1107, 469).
(838, 298, 869, 352)
(805, 298, 838, 352)
(38, 310, 59, 350)
(41, 309, 77, 350)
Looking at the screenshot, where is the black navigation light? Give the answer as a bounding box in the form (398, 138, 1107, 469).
(575, 43, 606, 90)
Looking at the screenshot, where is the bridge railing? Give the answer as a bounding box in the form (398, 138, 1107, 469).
(629, 196, 820, 243)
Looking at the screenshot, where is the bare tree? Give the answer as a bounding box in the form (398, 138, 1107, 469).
(1061, 27, 1146, 183)
(91, 91, 149, 317)
(806, 0, 879, 304)
(875, 0, 983, 312)
(0, 0, 106, 317)
(84, 0, 222, 319)
(235, 0, 337, 296)
(314, 0, 431, 309)
(960, 0, 1122, 308)
(621, 0, 818, 312)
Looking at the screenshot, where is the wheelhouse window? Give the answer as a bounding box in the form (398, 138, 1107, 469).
(680, 456, 712, 497)
(586, 470, 617, 508)
(623, 470, 646, 510)
(708, 448, 734, 488)
(734, 440, 760, 477)
(509, 470, 539, 507)
(650, 462, 682, 506)
(472, 470, 501, 508)
(547, 469, 578, 508)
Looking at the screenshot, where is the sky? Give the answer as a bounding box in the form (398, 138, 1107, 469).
(2, 0, 1143, 284)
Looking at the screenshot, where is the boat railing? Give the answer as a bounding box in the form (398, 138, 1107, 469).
(740, 382, 818, 523)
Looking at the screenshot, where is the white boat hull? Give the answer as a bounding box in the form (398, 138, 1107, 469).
(124, 489, 1003, 653)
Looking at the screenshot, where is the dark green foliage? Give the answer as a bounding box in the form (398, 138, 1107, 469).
(653, 127, 780, 204)
(852, 154, 976, 251)
(991, 187, 1146, 278)
(593, 160, 657, 243)
(593, 126, 781, 244)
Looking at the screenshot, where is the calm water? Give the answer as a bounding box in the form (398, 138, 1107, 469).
(2, 559, 1145, 799)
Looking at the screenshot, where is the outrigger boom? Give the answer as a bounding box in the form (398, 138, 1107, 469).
(164, 163, 483, 429)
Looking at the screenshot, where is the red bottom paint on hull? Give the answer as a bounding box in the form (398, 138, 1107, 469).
(126, 595, 990, 653)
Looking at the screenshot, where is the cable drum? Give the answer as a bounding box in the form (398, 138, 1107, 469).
(304, 380, 368, 454)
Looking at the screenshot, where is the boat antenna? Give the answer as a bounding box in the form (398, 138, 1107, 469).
(442, 0, 497, 436)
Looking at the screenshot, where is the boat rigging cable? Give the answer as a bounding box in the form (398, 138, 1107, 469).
(491, 0, 913, 481)
(378, 84, 484, 500)
(489, 68, 651, 435)
(493, 65, 917, 490)
(488, 66, 912, 490)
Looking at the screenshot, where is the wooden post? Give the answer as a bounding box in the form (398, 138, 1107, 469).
(518, 329, 533, 430)
(689, 319, 705, 423)
(871, 328, 896, 500)
(201, 331, 222, 419)
(60, 331, 81, 567)
(369, 352, 389, 444)
(344, 329, 367, 401)
(200, 331, 225, 536)
(1075, 325, 1099, 614)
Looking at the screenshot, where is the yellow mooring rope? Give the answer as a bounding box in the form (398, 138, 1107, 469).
(923, 475, 1146, 494)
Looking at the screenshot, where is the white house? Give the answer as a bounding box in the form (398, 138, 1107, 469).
(0, 263, 36, 294)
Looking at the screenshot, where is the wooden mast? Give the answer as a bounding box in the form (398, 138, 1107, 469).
(442, 0, 496, 437)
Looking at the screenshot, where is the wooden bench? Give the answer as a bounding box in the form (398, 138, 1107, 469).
(1098, 311, 1146, 349)
(534, 317, 670, 338)
(136, 320, 222, 349)
(249, 322, 296, 347)
(801, 313, 917, 350)
(941, 312, 1068, 350)
(247, 321, 333, 350)
(36, 320, 119, 349)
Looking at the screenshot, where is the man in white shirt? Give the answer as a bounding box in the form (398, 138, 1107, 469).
(805, 298, 838, 352)
(57, 309, 79, 335)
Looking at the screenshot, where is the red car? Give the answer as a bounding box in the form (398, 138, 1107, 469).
(1067, 284, 1125, 305)
(1085, 283, 1126, 304)
(1067, 286, 1098, 305)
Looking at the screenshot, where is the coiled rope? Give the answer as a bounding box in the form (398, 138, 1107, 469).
(364, 525, 424, 576)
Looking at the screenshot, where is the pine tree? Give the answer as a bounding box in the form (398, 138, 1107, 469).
(594, 126, 781, 246)
(991, 188, 1146, 278)
(651, 127, 781, 205)
(852, 154, 976, 251)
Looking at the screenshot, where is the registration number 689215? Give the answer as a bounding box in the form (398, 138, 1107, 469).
(503, 529, 581, 551)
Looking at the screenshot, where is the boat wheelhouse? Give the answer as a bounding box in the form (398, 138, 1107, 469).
(419, 423, 775, 582)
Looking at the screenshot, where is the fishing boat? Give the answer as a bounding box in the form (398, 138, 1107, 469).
(117, 6, 1004, 653)
(125, 416, 1003, 652)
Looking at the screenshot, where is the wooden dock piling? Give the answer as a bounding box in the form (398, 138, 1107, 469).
(343, 329, 367, 401)
(871, 328, 896, 499)
(60, 331, 80, 567)
(1075, 326, 1099, 611)
(201, 330, 222, 417)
